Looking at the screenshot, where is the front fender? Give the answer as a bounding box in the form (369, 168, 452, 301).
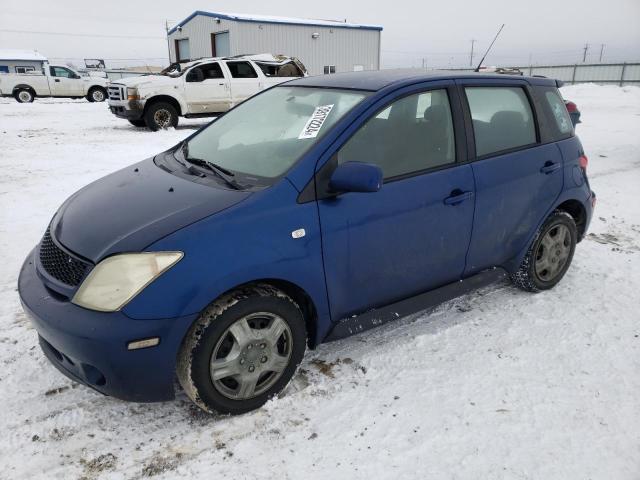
(121, 179, 332, 341)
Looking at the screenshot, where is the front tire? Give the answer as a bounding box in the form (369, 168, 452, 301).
(511, 210, 577, 292)
(87, 87, 106, 102)
(144, 102, 179, 131)
(15, 89, 35, 103)
(177, 285, 307, 415)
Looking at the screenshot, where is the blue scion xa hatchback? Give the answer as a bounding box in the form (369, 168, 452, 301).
(19, 70, 595, 414)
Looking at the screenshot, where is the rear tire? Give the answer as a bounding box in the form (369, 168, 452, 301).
(511, 210, 577, 292)
(144, 102, 179, 131)
(128, 119, 147, 128)
(177, 285, 307, 415)
(87, 87, 106, 102)
(15, 89, 35, 103)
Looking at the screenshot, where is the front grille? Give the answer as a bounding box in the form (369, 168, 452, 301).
(107, 85, 124, 101)
(39, 228, 90, 286)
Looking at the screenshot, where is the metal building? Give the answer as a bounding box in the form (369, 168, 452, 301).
(167, 11, 382, 76)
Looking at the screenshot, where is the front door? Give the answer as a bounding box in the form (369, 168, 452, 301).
(184, 62, 232, 114)
(223, 61, 261, 105)
(49, 66, 83, 96)
(317, 86, 476, 320)
(458, 81, 564, 275)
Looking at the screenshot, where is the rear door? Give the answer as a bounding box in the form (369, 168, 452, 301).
(224, 61, 261, 105)
(458, 79, 564, 275)
(184, 62, 231, 114)
(317, 83, 475, 321)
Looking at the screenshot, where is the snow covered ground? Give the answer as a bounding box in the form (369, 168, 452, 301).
(0, 85, 639, 479)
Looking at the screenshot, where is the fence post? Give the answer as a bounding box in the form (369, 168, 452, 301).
(571, 64, 577, 84)
(620, 63, 627, 87)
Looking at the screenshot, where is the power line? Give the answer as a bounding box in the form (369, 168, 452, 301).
(0, 28, 165, 40)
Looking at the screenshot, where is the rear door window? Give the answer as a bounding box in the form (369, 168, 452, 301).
(465, 86, 537, 157)
(226, 61, 258, 79)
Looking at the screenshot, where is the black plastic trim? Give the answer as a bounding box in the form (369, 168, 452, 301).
(323, 268, 507, 342)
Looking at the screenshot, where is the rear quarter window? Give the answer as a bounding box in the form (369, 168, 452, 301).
(538, 87, 574, 138)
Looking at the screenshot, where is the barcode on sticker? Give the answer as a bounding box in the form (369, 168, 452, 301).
(298, 104, 334, 139)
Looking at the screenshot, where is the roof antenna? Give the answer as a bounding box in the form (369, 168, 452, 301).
(474, 24, 505, 72)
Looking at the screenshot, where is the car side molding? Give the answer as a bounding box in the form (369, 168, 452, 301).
(324, 267, 508, 342)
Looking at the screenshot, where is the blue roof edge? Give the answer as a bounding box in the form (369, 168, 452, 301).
(167, 10, 383, 35)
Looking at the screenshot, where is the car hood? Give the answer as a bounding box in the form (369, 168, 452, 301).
(51, 157, 251, 263)
(110, 75, 177, 89)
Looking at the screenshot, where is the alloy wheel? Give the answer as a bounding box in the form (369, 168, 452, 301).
(210, 312, 292, 400)
(153, 109, 172, 128)
(18, 91, 33, 102)
(534, 223, 571, 282)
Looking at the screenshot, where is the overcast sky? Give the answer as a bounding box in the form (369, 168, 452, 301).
(1, 0, 638, 69)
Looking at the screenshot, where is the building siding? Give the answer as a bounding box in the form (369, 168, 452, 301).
(168, 14, 381, 76)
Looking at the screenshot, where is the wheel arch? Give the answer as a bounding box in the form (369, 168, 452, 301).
(199, 278, 321, 349)
(12, 84, 36, 95)
(506, 195, 590, 274)
(555, 199, 587, 240)
(143, 95, 183, 116)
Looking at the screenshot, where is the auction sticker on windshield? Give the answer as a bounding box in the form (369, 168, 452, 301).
(298, 105, 334, 139)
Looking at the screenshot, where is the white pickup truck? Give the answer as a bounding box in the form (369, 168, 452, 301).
(107, 54, 307, 130)
(0, 64, 108, 103)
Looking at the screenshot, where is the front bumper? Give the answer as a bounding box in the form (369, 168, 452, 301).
(107, 99, 144, 120)
(18, 249, 198, 402)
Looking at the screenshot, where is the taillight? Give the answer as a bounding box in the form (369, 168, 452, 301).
(565, 101, 578, 113)
(579, 155, 588, 171)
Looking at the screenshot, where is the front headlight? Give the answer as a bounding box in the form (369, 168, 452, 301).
(72, 252, 183, 312)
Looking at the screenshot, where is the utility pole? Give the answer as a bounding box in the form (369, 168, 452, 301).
(469, 39, 476, 67)
(582, 43, 589, 63)
(422, 58, 427, 70)
(599, 44, 605, 62)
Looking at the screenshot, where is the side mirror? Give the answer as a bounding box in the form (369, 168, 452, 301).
(186, 68, 204, 82)
(329, 161, 383, 194)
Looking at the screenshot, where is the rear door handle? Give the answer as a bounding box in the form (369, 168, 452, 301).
(444, 190, 474, 206)
(540, 162, 561, 174)
(54, 79, 60, 82)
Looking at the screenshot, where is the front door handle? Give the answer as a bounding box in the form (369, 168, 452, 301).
(54, 79, 60, 82)
(540, 161, 561, 174)
(443, 190, 474, 206)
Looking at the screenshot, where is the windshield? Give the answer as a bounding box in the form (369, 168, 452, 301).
(184, 86, 369, 181)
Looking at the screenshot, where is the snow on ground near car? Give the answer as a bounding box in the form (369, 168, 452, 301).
(0, 86, 638, 479)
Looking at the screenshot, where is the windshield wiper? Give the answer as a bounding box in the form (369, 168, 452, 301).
(179, 142, 245, 190)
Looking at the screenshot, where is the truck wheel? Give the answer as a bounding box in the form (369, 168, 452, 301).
(15, 89, 35, 103)
(177, 285, 307, 415)
(128, 119, 147, 128)
(511, 210, 577, 292)
(87, 87, 106, 102)
(144, 102, 179, 131)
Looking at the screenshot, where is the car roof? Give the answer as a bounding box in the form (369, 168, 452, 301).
(287, 69, 558, 91)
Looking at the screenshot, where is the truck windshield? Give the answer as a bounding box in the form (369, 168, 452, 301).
(184, 86, 369, 181)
